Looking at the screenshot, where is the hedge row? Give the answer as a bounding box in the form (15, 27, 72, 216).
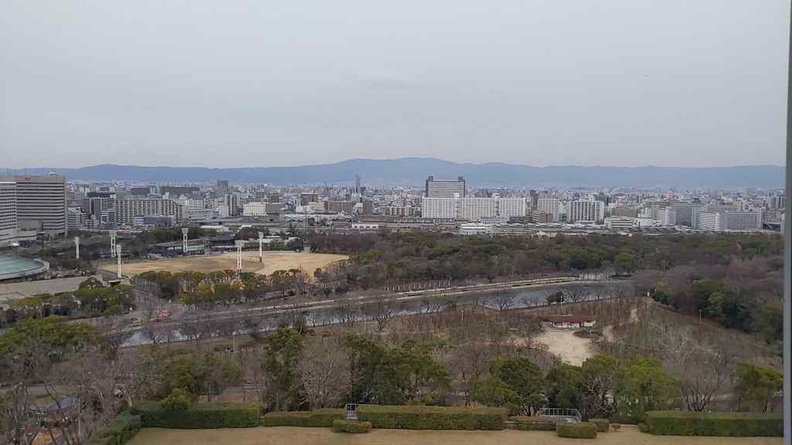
(556, 422, 597, 439)
(588, 418, 609, 432)
(262, 409, 345, 427)
(507, 416, 557, 431)
(332, 420, 373, 433)
(131, 402, 260, 429)
(356, 405, 507, 430)
(85, 413, 141, 445)
(645, 411, 783, 437)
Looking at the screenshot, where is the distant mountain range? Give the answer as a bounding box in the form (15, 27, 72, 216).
(3, 158, 784, 188)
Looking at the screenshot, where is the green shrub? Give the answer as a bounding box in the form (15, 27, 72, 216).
(588, 418, 609, 432)
(159, 388, 192, 411)
(356, 405, 507, 430)
(507, 416, 556, 431)
(332, 419, 373, 433)
(85, 413, 141, 445)
(610, 423, 621, 431)
(556, 422, 597, 439)
(645, 411, 783, 437)
(132, 402, 259, 429)
(262, 409, 345, 427)
(638, 423, 649, 433)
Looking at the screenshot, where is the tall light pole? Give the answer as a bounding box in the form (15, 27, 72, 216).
(258, 231, 264, 263)
(182, 227, 189, 255)
(783, 8, 791, 442)
(109, 230, 117, 258)
(74, 236, 80, 260)
(116, 244, 122, 279)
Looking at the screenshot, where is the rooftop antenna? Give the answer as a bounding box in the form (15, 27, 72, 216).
(182, 227, 189, 255)
(116, 244, 122, 279)
(109, 230, 117, 258)
(74, 236, 80, 260)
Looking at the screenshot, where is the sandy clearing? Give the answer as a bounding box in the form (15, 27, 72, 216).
(127, 425, 782, 445)
(100, 252, 347, 277)
(534, 327, 594, 366)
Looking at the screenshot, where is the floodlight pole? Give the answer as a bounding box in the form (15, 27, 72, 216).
(783, 7, 791, 443)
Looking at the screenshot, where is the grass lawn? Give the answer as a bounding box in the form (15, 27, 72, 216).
(127, 425, 782, 445)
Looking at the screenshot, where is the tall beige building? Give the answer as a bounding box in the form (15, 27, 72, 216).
(6, 175, 67, 235)
(0, 182, 17, 241)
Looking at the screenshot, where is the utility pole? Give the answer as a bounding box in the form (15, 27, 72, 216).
(236, 244, 243, 276)
(74, 236, 80, 260)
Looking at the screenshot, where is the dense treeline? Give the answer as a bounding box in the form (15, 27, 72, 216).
(307, 232, 783, 342)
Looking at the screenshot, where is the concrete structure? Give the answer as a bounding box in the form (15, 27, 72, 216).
(216, 180, 229, 196)
(537, 198, 561, 222)
(0, 254, 49, 281)
(542, 315, 596, 329)
(421, 197, 525, 221)
(7, 175, 66, 235)
(0, 182, 17, 244)
(421, 197, 458, 219)
(327, 200, 355, 214)
(242, 202, 268, 217)
(425, 176, 465, 198)
(769, 195, 785, 210)
(114, 198, 182, 226)
(497, 198, 527, 218)
(383, 206, 421, 217)
(460, 223, 494, 235)
(458, 198, 497, 220)
(604, 216, 637, 230)
(568, 200, 605, 223)
(67, 207, 86, 231)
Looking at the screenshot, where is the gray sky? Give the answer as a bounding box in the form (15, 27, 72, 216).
(1, 1, 789, 168)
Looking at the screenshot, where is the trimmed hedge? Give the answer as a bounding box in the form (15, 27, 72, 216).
(507, 416, 557, 431)
(85, 413, 141, 445)
(556, 422, 597, 439)
(262, 409, 345, 427)
(131, 402, 259, 429)
(645, 411, 783, 437)
(332, 419, 373, 433)
(357, 405, 507, 430)
(589, 418, 609, 432)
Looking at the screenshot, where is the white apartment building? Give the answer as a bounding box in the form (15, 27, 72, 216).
(422, 197, 527, 221)
(421, 197, 458, 219)
(460, 223, 494, 235)
(536, 198, 561, 222)
(242, 202, 267, 217)
(114, 198, 182, 226)
(497, 198, 527, 218)
(697, 211, 762, 231)
(568, 200, 605, 224)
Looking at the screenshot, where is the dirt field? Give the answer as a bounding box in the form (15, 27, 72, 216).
(534, 327, 594, 366)
(100, 252, 347, 277)
(128, 425, 782, 445)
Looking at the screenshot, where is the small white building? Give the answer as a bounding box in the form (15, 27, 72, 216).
(459, 223, 494, 235)
(542, 315, 596, 329)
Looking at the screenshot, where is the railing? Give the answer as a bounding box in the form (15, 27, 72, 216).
(538, 407, 582, 423)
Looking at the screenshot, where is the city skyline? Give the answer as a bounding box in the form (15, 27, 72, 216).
(1, 1, 788, 168)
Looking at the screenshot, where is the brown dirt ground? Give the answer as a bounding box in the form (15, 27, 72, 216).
(99, 252, 347, 276)
(127, 425, 782, 445)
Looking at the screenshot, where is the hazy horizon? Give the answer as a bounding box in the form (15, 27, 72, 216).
(2, 1, 789, 168)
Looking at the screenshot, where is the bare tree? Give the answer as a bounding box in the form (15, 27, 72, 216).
(493, 291, 514, 311)
(364, 296, 396, 331)
(297, 336, 350, 408)
(680, 344, 737, 412)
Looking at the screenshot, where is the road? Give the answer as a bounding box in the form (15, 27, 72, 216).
(116, 276, 630, 340)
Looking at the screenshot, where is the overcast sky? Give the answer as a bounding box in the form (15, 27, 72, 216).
(1, 1, 789, 168)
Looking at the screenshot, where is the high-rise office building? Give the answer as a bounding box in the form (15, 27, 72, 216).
(216, 180, 229, 196)
(0, 182, 17, 242)
(672, 203, 703, 227)
(8, 175, 67, 235)
(425, 176, 466, 198)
